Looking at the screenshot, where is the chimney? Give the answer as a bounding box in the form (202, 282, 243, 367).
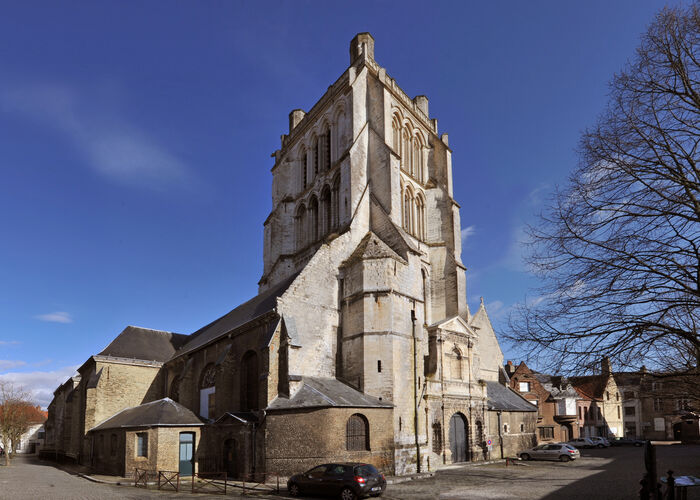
(601, 356, 612, 375)
(289, 109, 306, 133)
(414, 95, 429, 116)
(350, 33, 375, 64)
(505, 360, 514, 376)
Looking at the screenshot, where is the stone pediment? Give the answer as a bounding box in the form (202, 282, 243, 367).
(429, 315, 475, 338)
(342, 231, 407, 267)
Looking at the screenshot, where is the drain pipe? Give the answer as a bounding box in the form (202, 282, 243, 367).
(497, 411, 504, 459)
(411, 309, 421, 473)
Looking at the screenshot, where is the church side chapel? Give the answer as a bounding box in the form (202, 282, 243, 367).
(45, 33, 536, 478)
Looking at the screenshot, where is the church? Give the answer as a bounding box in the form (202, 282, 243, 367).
(44, 33, 536, 479)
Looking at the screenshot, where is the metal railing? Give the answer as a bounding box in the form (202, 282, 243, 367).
(189, 472, 227, 495)
(157, 470, 180, 491)
(134, 468, 155, 488)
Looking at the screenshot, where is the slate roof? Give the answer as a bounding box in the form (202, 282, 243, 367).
(90, 398, 203, 431)
(98, 326, 188, 362)
(485, 381, 538, 412)
(174, 273, 299, 358)
(267, 377, 393, 410)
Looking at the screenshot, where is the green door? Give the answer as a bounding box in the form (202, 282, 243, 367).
(179, 432, 195, 476)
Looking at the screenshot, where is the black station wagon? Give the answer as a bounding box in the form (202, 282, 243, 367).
(287, 462, 386, 500)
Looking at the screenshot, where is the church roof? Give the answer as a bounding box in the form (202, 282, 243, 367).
(173, 272, 299, 358)
(485, 381, 538, 412)
(97, 326, 188, 362)
(89, 398, 203, 431)
(267, 377, 393, 411)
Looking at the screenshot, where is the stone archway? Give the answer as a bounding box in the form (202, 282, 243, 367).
(449, 412, 469, 463)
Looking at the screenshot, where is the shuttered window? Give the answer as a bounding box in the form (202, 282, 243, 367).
(346, 414, 369, 451)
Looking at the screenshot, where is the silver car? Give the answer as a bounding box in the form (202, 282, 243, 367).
(588, 436, 611, 448)
(519, 443, 581, 462)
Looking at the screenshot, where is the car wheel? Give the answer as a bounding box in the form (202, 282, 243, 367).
(559, 455, 571, 462)
(340, 487, 358, 500)
(288, 483, 300, 497)
(520, 453, 531, 460)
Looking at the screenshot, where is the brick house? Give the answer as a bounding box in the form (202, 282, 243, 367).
(571, 360, 623, 438)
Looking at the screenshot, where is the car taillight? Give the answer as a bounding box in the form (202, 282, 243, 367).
(568, 449, 576, 453)
(381, 474, 385, 481)
(355, 476, 366, 484)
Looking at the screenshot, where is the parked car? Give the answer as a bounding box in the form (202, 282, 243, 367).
(287, 463, 386, 499)
(519, 443, 580, 462)
(610, 437, 645, 447)
(588, 436, 611, 448)
(566, 437, 596, 449)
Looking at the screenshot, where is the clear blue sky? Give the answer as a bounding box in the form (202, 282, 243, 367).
(0, 0, 678, 407)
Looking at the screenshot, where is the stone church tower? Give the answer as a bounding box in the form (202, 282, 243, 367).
(45, 33, 536, 479)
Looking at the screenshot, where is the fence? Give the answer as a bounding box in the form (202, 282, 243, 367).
(134, 468, 155, 488)
(157, 470, 180, 492)
(190, 472, 227, 495)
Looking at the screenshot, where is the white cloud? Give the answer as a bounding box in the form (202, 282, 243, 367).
(0, 83, 194, 191)
(0, 340, 20, 346)
(0, 360, 27, 371)
(0, 365, 79, 409)
(461, 225, 476, 245)
(35, 311, 73, 324)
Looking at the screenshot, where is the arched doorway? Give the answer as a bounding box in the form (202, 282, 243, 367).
(223, 439, 237, 479)
(449, 413, 469, 463)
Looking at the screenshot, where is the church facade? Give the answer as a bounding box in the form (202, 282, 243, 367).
(44, 33, 535, 478)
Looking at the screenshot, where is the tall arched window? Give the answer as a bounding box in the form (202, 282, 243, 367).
(403, 187, 414, 234)
(346, 414, 369, 451)
(416, 193, 426, 240)
(313, 136, 320, 177)
(402, 129, 410, 171)
(324, 128, 331, 170)
(300, 149, 308, 190)
(321, 186, 331, 235)
(199, 363, 216, 419)
(309, 196, 319, 242)
(241, 351, 259, 411)
(331, 176, 340, 230)
(422, 269, 430, 325)
(295, 204, 306, 249)
(412, 136, 421, 181)
(392, 116, 401, 153)
(451, 348, 463, 380)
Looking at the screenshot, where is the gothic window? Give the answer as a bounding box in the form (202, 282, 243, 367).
(403, 187, 414, 234)
(412, 136, 421, 181)
(432, 422, 442, 453)
(321, 186, 331, 235)
(332, 176, 340, 229)
(169, 375, 180, 402)
(415, 193, 426, 240)
(295, 204, 306, 249)
(392, 115, 401, 153)
(199, 363, 216, 419)
(313, 136, 320, 177)
(241, 350, 259, 411)
(301, 149, 308, 190)
(346, 414, 369, 451)
(451, 347, 463, 380)
(324, 128, 331, 170)
(402, 129, 410, 171)
(309, 196, 319, 242)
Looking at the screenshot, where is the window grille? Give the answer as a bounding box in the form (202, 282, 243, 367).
(136, 432, 148, 457)
(346, 414, 369, 451)
(432, 422, 442, 453)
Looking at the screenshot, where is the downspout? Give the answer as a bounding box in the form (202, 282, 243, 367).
(411, 309, 421, 473)
(497, 411, 504, 459)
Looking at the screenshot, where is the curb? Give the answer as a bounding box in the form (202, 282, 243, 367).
(77, 472, 136, 486)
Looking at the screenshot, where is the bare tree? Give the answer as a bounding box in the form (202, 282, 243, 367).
(507, 3, 700, 385)
(0, 382, 35, 466)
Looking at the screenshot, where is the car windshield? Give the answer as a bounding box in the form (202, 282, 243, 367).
(354, 465, 379, 476)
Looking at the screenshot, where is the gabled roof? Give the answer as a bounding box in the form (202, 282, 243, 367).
(342, 232, 406, 267)
(570, 375, 609, 400)
(173, 272, 299, 358)
(89, 398, 203, 431)
(98, 326, 188, 362)
(485, 381, 537, 412)
(267, 377, 393, 411)
(429, 315, 474, 336)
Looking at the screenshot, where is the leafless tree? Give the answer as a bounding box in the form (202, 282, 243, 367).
(0, 382, 34, 466)
(507, 4, 700, 386)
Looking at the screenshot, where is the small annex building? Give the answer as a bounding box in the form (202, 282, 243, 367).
(88, 398, 203, 476)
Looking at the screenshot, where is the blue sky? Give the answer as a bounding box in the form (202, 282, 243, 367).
(0, 0, 678, 407)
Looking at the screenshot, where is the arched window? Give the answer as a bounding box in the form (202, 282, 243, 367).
(309, 196, 319, 242)
(451, 348, 463, 380)
(402, 129, 410, 171)
(324, 128, 331, 170)
(392, 116, 401, 153)
(415, 193, 426, 240)
(412, 136, 421, 180)
(432, 422, 442, 453)
(403, 187, 414, 234)
(331, 176, 340, 230)
(169, 375, 181, 402)
(346, 414, 369, 451)
(321, 186, 331, 235)
(313, 136, 320, 177)
(199, 363, 216, 419)
(301, 149, 308, 190)
(241, 351, 259, 411)
(422, 269, 430, 325)
(295, 204, 306, 249)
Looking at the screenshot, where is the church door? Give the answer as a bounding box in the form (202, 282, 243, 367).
(179, 432, 195, 476)
(449, 413, 468, 463)
(223, 439, 237, 479)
